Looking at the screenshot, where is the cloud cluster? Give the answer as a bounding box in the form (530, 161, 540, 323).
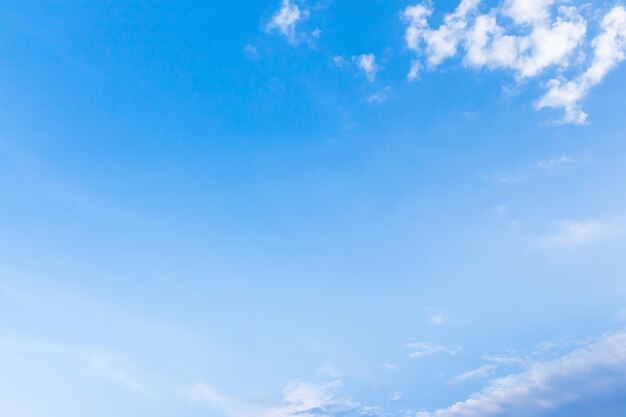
(403, 0, 626, 123)
(419, 330, 626, 417)
(182, 331, 626, 417)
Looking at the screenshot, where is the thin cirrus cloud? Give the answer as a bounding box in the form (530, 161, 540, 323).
(403, 0, 626, 124)
(418, 330, 626, 417)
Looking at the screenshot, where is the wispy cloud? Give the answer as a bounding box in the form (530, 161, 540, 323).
(406, 342, 461, 359)
(449, 364, 496, 384)
(0, 337, 151, 396)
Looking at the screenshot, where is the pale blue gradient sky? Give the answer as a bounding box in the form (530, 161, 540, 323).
(1, 1, 626, 416)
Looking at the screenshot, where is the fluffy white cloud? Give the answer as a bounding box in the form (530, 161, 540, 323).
(403, 1, 626, 124)
(537, 6, 626, 124)
(267, 0, 302, 43)
(404, 0, 480, 67)
(419, 330, 626, 417)
(405, 1, 586, 78)
(404, 3, 432, 51)
(503, 0, 555, 25)
(354, 53, 380, 81)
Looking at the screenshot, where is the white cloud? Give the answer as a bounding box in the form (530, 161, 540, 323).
(403, 1, 626, 123)
(418, 330, 626, 417)
(503, 0, 555, 25)
(468, 8, 586, 79)
(534, 219, 621, 249)
(403, 1, 587, 77)
(404, 0, 480, 68)
(267, 0, 302, 43)
(268, 381, 344, 417)
(404, 3, 433, 51)
(266, 380, 383, 417)
(537, 6, 626, 124)
(408, 60, 422, 80)
(406, 342, 461, 358)
(354, 53, 380, 81)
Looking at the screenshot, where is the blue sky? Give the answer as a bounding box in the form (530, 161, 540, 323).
(1, 0, 626, 416)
